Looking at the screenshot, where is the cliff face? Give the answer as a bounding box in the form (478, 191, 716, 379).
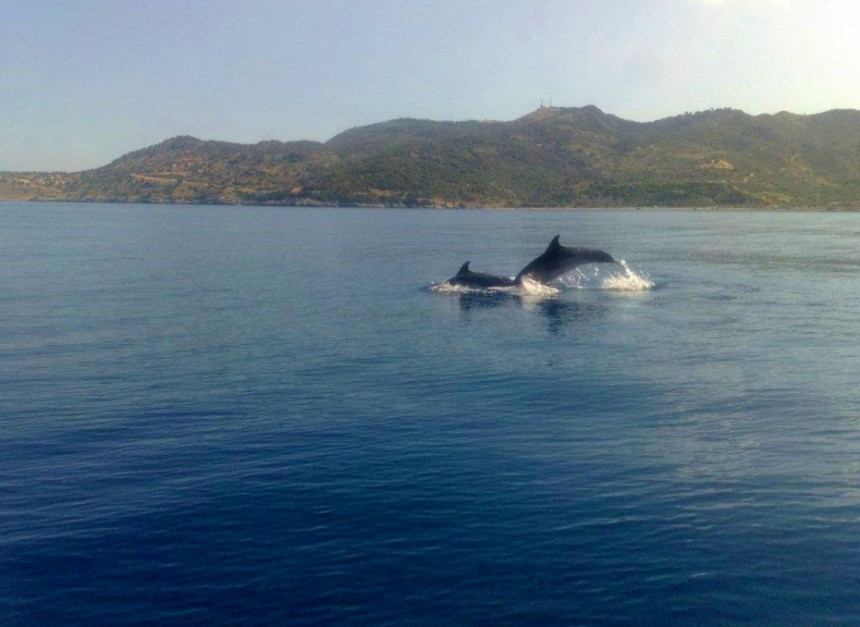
(5, 106, 860, 208)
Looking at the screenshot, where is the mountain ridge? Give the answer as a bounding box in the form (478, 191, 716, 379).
(4, 106, 860, 208)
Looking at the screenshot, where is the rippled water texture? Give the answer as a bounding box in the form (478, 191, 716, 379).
(2, 203, 860, 625)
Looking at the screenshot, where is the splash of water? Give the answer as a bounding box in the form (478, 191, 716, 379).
(429, 281, 475, 294)
(558, 260, 653, 291)
(430, 276, 559, 298)
(517, 276, 560, 297)
(602, 260, 654, 290)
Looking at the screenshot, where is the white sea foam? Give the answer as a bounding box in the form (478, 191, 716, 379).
(516, 276, 560, 297)
(429, 276, 559, 298)
(429, 281, 474, 294)
(429, 279, 519, 295)
(559, 260, 654, 291)
(601, 260, 654, 291)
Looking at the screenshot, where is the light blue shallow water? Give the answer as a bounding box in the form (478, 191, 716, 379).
(2, 202, 860, 625)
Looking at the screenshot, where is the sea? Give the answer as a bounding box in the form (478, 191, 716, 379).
(2, 202, 860, 625)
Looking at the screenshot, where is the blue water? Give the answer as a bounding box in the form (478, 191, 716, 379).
(3, 203, 860, 625)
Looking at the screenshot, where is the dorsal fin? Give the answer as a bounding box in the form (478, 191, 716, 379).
(545, 235, 561, 253)
(456, 261, 471, 276)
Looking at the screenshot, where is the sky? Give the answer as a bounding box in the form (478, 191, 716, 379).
(3, 0, 860, 171)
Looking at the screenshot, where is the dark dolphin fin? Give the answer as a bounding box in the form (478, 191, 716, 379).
(516, 236, 563, 283)
(456, 261, 471, 276)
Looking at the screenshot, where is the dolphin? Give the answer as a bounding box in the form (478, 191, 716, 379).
(515, 235, 617, 284)
(448, 261, 517, 289)
(443, 235, 616, 289)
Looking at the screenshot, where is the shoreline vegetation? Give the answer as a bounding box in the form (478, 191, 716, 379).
(0, 200, 848, 213)
(3, 105, 860, 210)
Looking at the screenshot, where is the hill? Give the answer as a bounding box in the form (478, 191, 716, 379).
(4, 106, 860, 208)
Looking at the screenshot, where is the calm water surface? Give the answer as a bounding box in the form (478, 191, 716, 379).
(2, 203, 860, 625)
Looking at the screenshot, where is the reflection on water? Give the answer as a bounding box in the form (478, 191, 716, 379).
(454, 291, 520, 314)
(532, 298, 605, 334)
(455, 291, 606, 333)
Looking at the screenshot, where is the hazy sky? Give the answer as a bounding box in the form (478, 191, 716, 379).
(3, 0, 860, 171)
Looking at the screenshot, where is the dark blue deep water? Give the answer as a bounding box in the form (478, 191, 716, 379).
(3, 202, 860, 625)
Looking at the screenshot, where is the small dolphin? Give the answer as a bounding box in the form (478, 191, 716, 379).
(449, 261, 517, 289)
(444, 235, 616, 289)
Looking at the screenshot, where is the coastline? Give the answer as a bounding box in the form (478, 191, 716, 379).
(2, 197, 855, 212)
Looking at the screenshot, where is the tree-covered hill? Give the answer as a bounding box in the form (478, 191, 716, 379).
(5, 106, 860, 208)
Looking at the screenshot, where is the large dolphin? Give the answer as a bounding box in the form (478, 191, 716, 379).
(515, 235, 616, 284)
(444, 235, 616, 289)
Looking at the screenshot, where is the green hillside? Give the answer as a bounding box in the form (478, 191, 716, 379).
(5, 106, 860, 208)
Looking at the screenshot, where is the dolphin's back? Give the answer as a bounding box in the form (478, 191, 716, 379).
(447, 261, 516, 289)
(516, 235, 616, 284)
